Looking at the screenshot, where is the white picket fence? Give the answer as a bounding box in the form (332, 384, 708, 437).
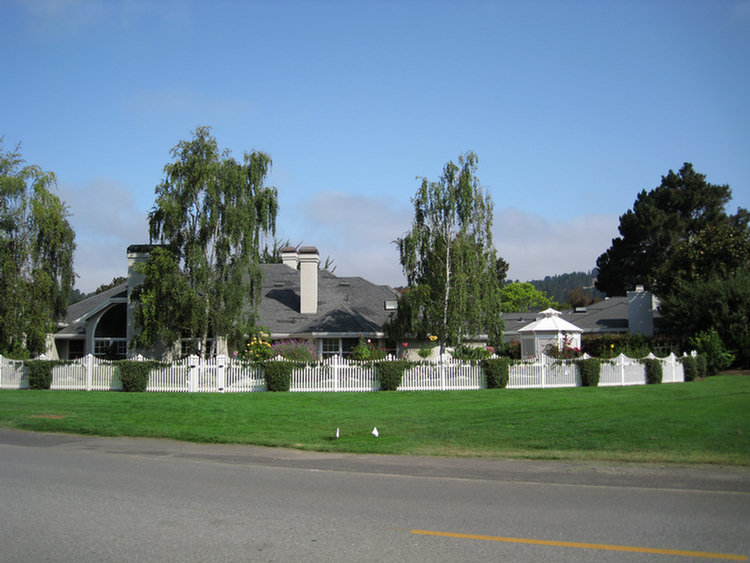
(0, 352, 684, 392)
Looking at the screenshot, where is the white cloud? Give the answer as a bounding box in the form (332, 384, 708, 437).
(494, 207, 619, 282)
(279, 193, 620, 288)
(279, 190, 411, 287)
(58, 179, 149, 293)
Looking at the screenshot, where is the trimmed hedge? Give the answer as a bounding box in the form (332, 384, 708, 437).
(24, 360, 58, 390)
(695, 355, 708, 378)
(375, 360, 411, 391)
(576, 358, 601, 387)
(643, 358, 663, 384)
(262, 361, 302, 392)
(116, 360, 161, 392)
(482, 358, 510, 389)
(680, 356, 698, 382)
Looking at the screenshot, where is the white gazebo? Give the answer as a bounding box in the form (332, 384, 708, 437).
(518, 308, 583, 359)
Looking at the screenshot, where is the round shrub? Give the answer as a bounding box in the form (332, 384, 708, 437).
(375, 360, 411, 391)
(117, 361, 158, 392)
(643, 358, 663, 384)
(576, 358, 601, 387)
(679, 356, 698, 382)
(695, 355, 708, 378)
(482, 358, 510, 389)
(24, 360, 56, 390)
(262, 361, 301, 391)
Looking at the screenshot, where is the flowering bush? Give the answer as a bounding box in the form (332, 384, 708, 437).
(351, 337, 387, 361)
(271, 339, 317, 362)
(544, 335, 582, 360)
(240, 330, 274, 362)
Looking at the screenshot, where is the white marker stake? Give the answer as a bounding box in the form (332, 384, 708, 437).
(336, 428, 340, 439)
(372, 427, 379, 437)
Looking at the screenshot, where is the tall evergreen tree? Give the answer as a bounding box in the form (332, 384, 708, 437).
(387, 152, 504, 352)
(132, 127, 278, 357)
(0, 140, 75, 357)
(595, 163, 736, 296)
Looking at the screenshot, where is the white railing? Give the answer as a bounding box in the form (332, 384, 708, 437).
(0, 352, 685, 392)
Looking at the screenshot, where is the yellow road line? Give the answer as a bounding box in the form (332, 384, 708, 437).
(410, 529, 748, 561)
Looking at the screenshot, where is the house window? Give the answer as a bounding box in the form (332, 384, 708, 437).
(320, 338, 360, 358)
(94, 338, 127, 359)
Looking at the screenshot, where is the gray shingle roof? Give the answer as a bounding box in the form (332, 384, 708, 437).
(257, 264, 399, 337)
(56, 283, 128, 337)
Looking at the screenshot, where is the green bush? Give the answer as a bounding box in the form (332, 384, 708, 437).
(696, 355, 708, 378)
(576, 358, 601, 387)
(116, 361, 160, 392)
(351, 337, 388, 362)
(262, 361, 301, 392)
(690, 329, 734, 375)
(643, 358, 663, 384)
(375, 360, 411, 391)
(482, 358, 510, 389)
(451, 344, 492, 361)
(24, 360, 57, 390)
(679, 355, 698, 382)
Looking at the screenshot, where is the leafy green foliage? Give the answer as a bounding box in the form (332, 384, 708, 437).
(596, 163, 740, 296)
(375, 360, 411, 391)
(499, 282, 560, 312)
(660, 268, 750, 368)
(117, 360, 162, 392)
(482, 357, 510, 389)
(679, 355, 698, 382)
(643, 358, 663, 384)
(24, 360, 58, 390)
(576, 358, 601, 387)
(1, 141, 75, 357)
(388, 153, 504, 352)
(261, 361, 301, 392)
(351, 337, 387, 361)
(581, 333, 668, 358)
(133, 126, 278, 357)
(689, 329, 735, 375)
(452, 344, 492, 361)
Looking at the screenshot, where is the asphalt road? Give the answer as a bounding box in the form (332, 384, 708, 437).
(1, 429, 748, 563)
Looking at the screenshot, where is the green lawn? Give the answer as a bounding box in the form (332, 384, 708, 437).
(1, 375, 748, 465)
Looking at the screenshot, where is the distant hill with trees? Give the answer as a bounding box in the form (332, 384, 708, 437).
(527, 270, 604, 308)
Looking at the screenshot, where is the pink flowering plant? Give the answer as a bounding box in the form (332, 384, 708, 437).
(544, 334, 582, 360)
(271, 339, 317, 362)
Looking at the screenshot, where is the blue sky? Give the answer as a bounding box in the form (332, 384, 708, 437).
(3, 0, 749, 293)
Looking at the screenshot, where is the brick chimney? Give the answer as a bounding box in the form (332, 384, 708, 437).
(281, 246, 298, 269)
(298, 246, 319, 314)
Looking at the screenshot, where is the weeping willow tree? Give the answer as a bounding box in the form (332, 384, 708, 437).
(132, 126, 278, 357)
(0, 140, 75, 357)
(388, 152, 504, 353)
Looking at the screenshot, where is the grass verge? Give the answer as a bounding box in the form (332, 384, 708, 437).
(1, 375, 748, 465)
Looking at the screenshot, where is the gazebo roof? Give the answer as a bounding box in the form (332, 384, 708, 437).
(518, 308, 582, 334)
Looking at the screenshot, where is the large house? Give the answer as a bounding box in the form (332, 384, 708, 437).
(50, 245, 400, 360)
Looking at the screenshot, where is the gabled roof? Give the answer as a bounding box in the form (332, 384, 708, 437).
(257, 264, 399, 337)
(519, 308, 583, 334)
(56, 283, 128, 337)
(558, 297, 631, 333)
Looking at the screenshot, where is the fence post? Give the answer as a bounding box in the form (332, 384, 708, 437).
(86, 354, 93, 391)
(619, 354, 625, 386)
(216, 354, 226, 392)
(440, 356, 446, 391)
(333, 356, 340, 392)
(188, 355, 199, 392)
